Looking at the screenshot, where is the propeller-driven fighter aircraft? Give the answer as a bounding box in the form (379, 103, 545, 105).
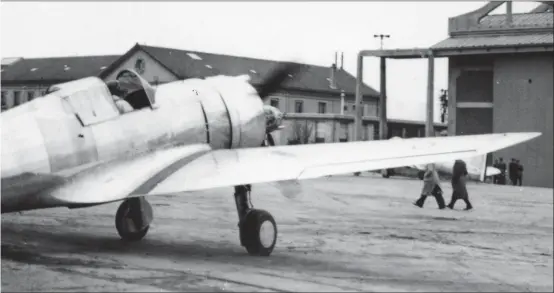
(1, 62, 541, 256)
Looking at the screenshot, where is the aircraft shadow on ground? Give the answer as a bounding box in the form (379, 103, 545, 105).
(2, 222, 532, 291)
(1, 222, 371, 277)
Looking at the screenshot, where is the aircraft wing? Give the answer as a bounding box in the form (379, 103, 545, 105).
(149, 132, 540, 195)
(47, 132, 539, 206)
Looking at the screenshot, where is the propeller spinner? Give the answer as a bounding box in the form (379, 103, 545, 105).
(256, 61, 303, 147)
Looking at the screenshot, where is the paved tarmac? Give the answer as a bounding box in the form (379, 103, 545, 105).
(2, 174, 553, 292)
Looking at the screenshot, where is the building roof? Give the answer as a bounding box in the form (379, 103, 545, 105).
(100, 44, 379, 97)
(432, 33, 554, 50)
(1, 44, 379, 98)
(1, 57, 22, 67)
(478, 12, 553, 28)
(1, 55, 119, 83)
(448, 1, 554, 36)
(432, 1, 554, 55)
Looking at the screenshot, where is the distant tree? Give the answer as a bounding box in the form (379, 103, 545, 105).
(287, 120, 314, 145)
(439, 89, 448, 123)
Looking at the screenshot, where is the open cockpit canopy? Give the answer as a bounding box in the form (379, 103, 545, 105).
(114, 69, 156, 109)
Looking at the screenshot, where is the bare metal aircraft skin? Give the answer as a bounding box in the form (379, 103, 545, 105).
(0, 65, 541, 256)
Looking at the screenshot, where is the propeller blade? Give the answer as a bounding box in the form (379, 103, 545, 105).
(257, 62, 303, 100)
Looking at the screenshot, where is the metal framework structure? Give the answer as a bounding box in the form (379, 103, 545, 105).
(354, 49, 436, 142)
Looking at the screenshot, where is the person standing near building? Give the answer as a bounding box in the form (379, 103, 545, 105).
(497, 157, 507, 185)
(516, 159, 524, 186)
(414, 163, 446, 209)
(509, 158, 518, 186)
(492, 158, 500, 184)
(447, 159, 473, 211)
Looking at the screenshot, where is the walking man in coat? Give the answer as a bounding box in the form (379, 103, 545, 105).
(447, 159, 473, 211)
(414, 163, 446, 209)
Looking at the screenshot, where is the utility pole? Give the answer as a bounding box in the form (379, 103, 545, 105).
(373, 34, 390, 50)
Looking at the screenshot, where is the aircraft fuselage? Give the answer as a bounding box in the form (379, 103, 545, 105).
(1, 72, 267, 213)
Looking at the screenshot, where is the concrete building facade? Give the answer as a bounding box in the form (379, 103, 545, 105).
(431, 1, 553, 188)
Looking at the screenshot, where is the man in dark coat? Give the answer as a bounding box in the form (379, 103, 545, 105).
(509, 158, 518, 186)
(497, 158, 507, 185)
(516, 159, 524, 186)
(447, 159, 473, 211)
(414, 163, 446, 209)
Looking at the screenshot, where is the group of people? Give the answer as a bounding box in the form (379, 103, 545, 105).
(413, 159, 473, 211)
(492, 158, 524, 186)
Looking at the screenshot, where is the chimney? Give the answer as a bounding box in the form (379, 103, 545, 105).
(329, 52, 337, 89)
(340, 52, 344, 70)
(506, 1, 513, 25)
(330, 63, 337, 89)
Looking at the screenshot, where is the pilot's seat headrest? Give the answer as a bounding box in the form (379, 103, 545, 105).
(106, 80, 123, 96)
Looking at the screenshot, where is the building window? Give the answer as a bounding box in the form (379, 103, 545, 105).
(294, 100, 303, 113)
(352, 104, 356, 110)
(270, 98, 279, 108)
(27, 91, 35, 101)
(13, 91, 21, 106)
(318, 102, 327, 114)
(343, 105, 347, 112)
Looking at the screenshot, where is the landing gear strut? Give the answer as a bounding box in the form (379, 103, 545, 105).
(234, 185, 277, 256)
(115, 197, 153, 242)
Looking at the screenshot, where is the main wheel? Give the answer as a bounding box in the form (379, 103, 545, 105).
(239, 209, 277, 256)
(115, 199, 151, 242)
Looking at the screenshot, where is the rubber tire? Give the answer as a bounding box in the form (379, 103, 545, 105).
(115, 200, 150, 242)
(239, 209, 277, 256)
(382, 169, 390, 178)
(418, 171, 425, 180)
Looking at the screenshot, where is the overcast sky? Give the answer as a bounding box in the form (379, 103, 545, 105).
(0, 1, 541, 122)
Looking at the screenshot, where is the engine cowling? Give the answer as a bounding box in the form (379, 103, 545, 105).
(202, 75, 267, 149)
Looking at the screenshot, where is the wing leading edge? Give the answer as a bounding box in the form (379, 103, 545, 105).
(149, 132, 541, 195)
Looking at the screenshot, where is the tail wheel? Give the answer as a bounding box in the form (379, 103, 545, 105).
(239, 209, 277, 256)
